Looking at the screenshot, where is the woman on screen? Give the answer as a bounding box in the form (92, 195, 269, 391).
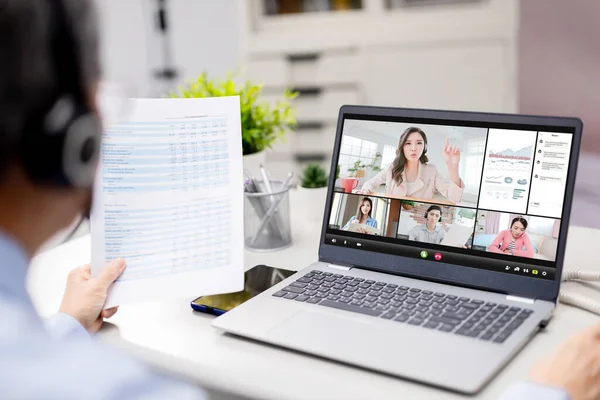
(355, 127, 464, 204)
(342, 197, 378, 234)
(488, 217, 534, 258)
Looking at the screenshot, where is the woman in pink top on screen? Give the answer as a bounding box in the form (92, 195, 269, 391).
(354, 127, 464, 204)
(489, 217, 535, 258)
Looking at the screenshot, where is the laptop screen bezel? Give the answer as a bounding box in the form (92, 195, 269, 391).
(318, 105, 582, 303)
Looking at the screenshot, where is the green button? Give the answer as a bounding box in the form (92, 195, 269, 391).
(420, 251, 428, 259)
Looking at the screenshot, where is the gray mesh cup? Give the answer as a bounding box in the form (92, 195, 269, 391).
(244, 180, 292, 252)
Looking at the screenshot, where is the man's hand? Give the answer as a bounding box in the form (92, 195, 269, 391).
(59, 258, 126, 333)
(530, 323, 600, 400)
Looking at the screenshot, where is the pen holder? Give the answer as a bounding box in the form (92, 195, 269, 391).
(244, 180, 292, 252)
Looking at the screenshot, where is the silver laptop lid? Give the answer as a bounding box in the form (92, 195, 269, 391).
(319, 106, 582, 302)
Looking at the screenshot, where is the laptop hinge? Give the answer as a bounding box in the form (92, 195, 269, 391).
(506, 295, 535, 304)
(327, 263, 352, 271)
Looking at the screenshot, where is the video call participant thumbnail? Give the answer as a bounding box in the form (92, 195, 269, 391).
(342, 197, 378, 234)
(355, 126, 465, 204)
(407, 205, 446, 244)
(488, 217, 534, 258)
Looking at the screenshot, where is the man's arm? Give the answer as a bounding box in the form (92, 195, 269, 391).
(45, 312, 89, 341)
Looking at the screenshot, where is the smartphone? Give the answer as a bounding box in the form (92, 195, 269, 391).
(190, 264, 296, 316)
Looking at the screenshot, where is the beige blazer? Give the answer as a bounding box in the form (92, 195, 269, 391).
(360, 162, 464, 204)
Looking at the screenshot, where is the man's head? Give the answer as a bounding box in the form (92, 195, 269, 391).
(424, 205, 442, 227)
(0, 0, 101, 256)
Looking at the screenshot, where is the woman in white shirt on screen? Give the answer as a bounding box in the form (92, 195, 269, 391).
(355, 127, 465, 204)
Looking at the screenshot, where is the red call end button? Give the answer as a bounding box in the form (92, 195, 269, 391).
(434, 253, 442, 261)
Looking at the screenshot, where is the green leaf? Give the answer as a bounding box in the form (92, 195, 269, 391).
(167, 71, 297, 155)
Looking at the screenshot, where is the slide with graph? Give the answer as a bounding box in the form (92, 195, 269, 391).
(478, 129, 538, 213)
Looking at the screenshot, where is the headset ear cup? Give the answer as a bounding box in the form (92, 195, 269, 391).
(62, 112, 101, 187)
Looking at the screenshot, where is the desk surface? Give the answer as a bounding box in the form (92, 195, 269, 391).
(27, 191, 600, 400)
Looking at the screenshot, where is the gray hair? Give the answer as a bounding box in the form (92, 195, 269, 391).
(0, 0, 101, 176)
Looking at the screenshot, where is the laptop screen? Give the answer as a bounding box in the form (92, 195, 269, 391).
(325, 113, 576, 281)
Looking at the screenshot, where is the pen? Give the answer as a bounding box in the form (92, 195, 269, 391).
(250, 172, 294, 245)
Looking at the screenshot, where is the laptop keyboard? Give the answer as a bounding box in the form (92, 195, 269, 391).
(272, 270, 533, 344)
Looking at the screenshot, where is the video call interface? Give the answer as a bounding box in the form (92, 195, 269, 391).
(326, 116, 574, 280)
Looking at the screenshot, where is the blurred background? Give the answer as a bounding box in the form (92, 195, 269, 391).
(93, 0, 600, 228)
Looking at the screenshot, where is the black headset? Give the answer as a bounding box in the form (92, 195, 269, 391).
(19, 0, 102, 190)
(424, 206, 442, 222)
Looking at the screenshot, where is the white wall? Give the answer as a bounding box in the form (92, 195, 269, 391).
(94, 0, 243, 97)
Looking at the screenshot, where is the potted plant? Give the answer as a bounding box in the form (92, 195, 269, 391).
(367, 152, 382, 176)
(402, 200, 416, 211)
(168, 72, 298, 172)
(298, 163, 329, 221)
(349, 160, 366, 178)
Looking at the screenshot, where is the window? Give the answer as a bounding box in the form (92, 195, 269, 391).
(464, 138, 486, 189)
(339, 135, 378, 175)
(381, 144, 397, 170)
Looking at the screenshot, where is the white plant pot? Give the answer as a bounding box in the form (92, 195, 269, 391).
(296, 186, 329, 223)
(243, 150, 266, 177)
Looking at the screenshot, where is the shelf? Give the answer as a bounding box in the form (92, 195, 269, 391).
(386, 0, 485, 8)
(263, 0, 362, 15)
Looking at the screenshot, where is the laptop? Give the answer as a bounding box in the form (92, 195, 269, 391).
(212, 105, 582, 394)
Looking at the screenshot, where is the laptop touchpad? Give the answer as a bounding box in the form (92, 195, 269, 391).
(268, 310, 407, 359)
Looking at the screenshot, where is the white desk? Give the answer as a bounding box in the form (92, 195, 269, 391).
(27, 191, 600, 400)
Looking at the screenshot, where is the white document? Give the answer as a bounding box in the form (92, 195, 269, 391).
(91, 97, 244, 308)
(441, 224, 473, 248)
(346, 223, 382, 235)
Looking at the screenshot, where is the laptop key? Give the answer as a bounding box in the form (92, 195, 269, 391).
(480, 332, 494, 341)
(408, 318, 424, 326)
(440, 312, 467, 321)
(318, 299, 383, 317)
(284, 286, 305, 294)
(272, 291, 287, 297)
(283, 293, 298, 300)
(428, 316, 461, 325)
(381, 312, 396, 320)
(493, 332, 511, 343)
(306, 297, 321, 304)
(295, 295, 309, 302)
(423, 321, 439, 329)
(439, 325, 454, 332)
(460, 303, 479, 310)
(456, 329, 479, 338)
